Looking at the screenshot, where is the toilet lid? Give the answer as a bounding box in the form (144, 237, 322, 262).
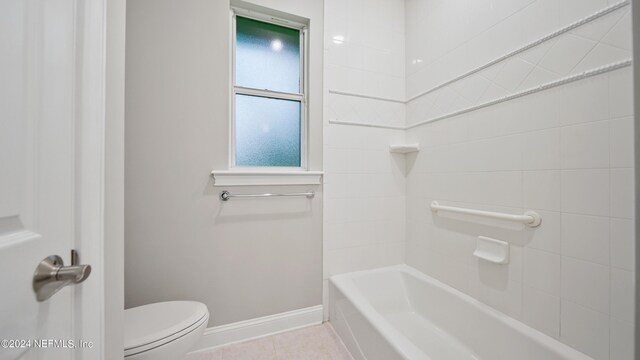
(124, 301, 208, 351)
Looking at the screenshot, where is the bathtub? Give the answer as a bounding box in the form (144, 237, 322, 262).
(329, 265, 592, 360)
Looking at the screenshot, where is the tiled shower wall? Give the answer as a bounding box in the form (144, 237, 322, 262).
(404, 1, 634, 359)
(323, 0, 407, 319)
(323, 0, 635, 358)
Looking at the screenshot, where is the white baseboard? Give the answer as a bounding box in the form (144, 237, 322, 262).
(190, 305, 323, 353)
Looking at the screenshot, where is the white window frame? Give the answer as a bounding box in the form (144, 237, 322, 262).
(229, 7, 309, 171)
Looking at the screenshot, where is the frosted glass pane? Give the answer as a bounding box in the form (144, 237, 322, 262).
(235, 94, 301, 167)
(236, 16, 300, 93)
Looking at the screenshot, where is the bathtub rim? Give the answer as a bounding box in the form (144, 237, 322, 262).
(329, 264, 592, 360)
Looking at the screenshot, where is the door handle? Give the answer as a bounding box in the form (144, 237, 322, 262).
(33, 251, 92, 302)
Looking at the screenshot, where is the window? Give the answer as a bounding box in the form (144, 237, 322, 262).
(231, 11, 307, 169)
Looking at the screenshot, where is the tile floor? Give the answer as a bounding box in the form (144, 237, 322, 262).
(185, 323, 355, 360)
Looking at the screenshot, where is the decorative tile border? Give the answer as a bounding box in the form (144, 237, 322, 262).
(327, 119, 406, 130)
(329, 59, 632, 130)
(405, 0, 630, 103)
(405, 59, 632, 129)
(328, 90, 405, 104)
(327, 0, 631, 130)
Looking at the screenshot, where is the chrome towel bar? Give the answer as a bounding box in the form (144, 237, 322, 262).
(431, 201, 542, 227)
(220, 190, 315, 201)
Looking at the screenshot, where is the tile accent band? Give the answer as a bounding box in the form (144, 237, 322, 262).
(405, 0, 630, 103)
(405, 59, 632, 129)
(328, 90, 406, 104)
(326, 0, 630, 105)
(328, 59, 632, 130)
(327, 120, 405, 130)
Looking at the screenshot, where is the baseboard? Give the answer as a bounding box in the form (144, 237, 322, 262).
(190, 305, 323, 353)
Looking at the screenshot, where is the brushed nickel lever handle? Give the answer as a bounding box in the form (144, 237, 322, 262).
(55, 264, 91, 283)
(33, 252, 92, 302)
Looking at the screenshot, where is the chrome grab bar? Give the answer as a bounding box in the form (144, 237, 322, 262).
(431, 201, 542, 227)
(219, 190, 314, 201)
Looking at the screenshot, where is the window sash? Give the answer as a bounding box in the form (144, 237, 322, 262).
(230, 11, 308, 170)
(234, 86, 304, 102)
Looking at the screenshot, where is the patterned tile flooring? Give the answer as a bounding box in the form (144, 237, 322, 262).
(185, 323, 354, 360)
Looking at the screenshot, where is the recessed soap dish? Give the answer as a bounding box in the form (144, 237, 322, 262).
(473, 236, 509, 264)
(389, 144, 420, 153)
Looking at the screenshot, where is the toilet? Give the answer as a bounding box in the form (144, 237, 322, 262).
(124, 301, 209, 360)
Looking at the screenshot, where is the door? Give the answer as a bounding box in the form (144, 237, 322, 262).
(0, 0, 104, 359)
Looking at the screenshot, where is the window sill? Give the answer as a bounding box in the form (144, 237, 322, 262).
(211, 170, 324, 186)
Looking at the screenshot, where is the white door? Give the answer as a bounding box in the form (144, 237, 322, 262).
(0, 0, 105, 359)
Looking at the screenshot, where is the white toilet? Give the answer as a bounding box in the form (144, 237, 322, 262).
(124, 301, 209, 360)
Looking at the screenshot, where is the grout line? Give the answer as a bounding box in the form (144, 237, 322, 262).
(561, 297, 612, 319)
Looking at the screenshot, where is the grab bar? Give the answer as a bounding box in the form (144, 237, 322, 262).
(430, 201, 541, 227)
(220, 190, 314, 201)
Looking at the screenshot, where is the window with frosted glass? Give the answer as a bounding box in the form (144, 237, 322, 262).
(232, 14, 305, 168)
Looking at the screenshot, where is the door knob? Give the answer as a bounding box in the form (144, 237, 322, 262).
(33, 251, 91, 302)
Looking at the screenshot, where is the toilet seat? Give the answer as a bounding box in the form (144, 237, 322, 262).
(124, 301, 209, 357)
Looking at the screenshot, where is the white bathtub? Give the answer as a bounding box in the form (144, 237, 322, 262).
(329, 265, 592, 360)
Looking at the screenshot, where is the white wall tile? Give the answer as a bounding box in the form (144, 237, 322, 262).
(515, 90, 562, 132)
(471, 277, 523, 319)
(609, 67, 634, 118)
(559, 0, 608, 25)
(610, 168, 634, 219)
(570, 5, 626, 41)
(523, 171, 561, 211)
(601, 11, 632, 51)
(326, 1, 635, 356)
(522, 129, 561, 170)
(610, 268, 634, 321)
(561, 121, 610, 169)
(561, 169, 610, 216)
(325, 148, 351, 174)
(517, 0, 561, 43)
(561, 256, 610, 314)
(538, 34, 596, 75)
(610, 318, 634, 360)
(493, 58, 535, 92)
(610, 117, 634, 168)
(522, 286, 560, 338)
(560, 299, 610, 360)
(558, 74, 609, 126)
(525, 210, 561, 254)
(610, 218, 634, 271)
(323, 0, 407, 291)
(523, 248, 561, 296)
(517, 66, 560, 91)
(397, 1, 634, 357)
(561, 213, 609, 265)
(572, 43, 631, 74)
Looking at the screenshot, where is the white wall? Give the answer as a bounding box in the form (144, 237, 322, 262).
(404, 1, 634, 359)
(633, 0, 640, 355)
(105, 0, 126, 357)
(323, 0, 408, 319)
(125, 0, 324, 327)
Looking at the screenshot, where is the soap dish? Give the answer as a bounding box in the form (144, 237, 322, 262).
(389, 144, 420, 153)
(473, 236, 509, 264)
